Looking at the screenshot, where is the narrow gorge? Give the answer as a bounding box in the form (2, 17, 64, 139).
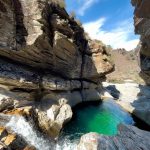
(0, 0, 150, 150)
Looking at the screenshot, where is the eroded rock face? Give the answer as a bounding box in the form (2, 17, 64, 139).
(0, 0, 113, 102)
(78, 124, 150, 150)
(132, 0, 150, 84)
(0, 0, 113, 80)
(0, 0, 113, 145)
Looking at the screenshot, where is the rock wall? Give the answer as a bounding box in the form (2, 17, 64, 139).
(0, 0, 113, 140)
(131, 0, 150, 84)
(0, 0, 113, 100)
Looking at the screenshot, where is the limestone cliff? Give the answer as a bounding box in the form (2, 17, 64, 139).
(0, 0, 113, 100)
(131, 0, 150, 84)
(0, 0, 113, 142)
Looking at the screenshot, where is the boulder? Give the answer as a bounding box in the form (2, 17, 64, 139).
(4, 106, 33, 117)
(55, 104, 72, 125)
(36, 103, 72, 138)
(0, 141, 10, 150)
(78, 124, 150, 150)
(47, 105, 60, 121)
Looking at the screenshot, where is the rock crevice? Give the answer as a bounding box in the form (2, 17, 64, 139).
(132, 0, 150, 84)
(0, 0, 114, 102)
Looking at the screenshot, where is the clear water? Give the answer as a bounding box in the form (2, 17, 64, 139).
(6, 100, 134, 150)
(59, 99, 134, 143)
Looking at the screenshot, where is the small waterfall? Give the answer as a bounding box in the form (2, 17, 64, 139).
(55, 136, 78, 150)
(5, 99, 133, 150)
(6, 116, 78, 150)
(6, 116, 53, 150)
(55, 142, 77, 150)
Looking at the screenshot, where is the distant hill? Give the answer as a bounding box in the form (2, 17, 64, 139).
(107, 48, 144, 84)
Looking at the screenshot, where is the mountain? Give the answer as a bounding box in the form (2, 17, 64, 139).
(107, 48, 144, 84)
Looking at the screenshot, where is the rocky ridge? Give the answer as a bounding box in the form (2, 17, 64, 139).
(107, 48, 144, 84)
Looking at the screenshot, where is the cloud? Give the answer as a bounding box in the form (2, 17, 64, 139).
(83, 18, 139, 51)
(77, 0, 99, 16)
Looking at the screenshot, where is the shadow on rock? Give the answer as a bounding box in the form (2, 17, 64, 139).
(105, 85, 120, 99)
(131, 84, 150, 129)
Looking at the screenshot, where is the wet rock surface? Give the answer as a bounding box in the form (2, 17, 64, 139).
(78, 124, 150, 150)
(103, 82, 150, 126)
(0, 126, 35, 150)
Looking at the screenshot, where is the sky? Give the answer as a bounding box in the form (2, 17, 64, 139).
(66, 0, 139, 51)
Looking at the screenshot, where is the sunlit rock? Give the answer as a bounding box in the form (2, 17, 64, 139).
(78, 124, 150, 150)
(36, 103, 72, 138)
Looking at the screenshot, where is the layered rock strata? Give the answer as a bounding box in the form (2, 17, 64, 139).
(0, 0, 113, 101)
(0, 0, 113, 142)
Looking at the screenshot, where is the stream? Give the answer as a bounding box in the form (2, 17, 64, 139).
(6, 99, 134, 150)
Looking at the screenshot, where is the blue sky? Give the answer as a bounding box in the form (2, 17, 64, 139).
(66, 0, 139, 50)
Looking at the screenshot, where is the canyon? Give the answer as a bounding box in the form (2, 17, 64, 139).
(0, 0, 114, 148)
(132, 0, 150, 84)
(0, 0, 150, 150)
